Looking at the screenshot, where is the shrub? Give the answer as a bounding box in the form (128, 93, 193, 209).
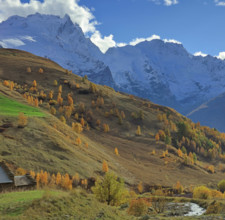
(102, 160, 108, 173)
(39, 68, 44, 74)
(60, 116, 66, 124)
(50, 107, 56, 115)
(206, 201, 224, 214)
(18, 112, 28, 128)
(218, 180, 225, 193)
(92, 172, 128, 206)
(138, 181, 143, 193)
(193, 186, 211, 199)
(136, 126, 141, 136)
(115, 147, 119, 156)
(53, 80, 58, 86)
(72, 122, 83, 133)
(128, 199, 149, 216)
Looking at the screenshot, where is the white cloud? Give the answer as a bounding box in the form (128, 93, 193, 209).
(164, 39, 182, 44)
(164, 0, 178, 6)
(150, 0, 179, 6)
(0, 38, 25, 47)
(90, 31, 116, 53)
(216, 52, 225, 60)
(215, 0, 225, 6)
(194, 51, 208, 57)
(130, 35, 161, 46)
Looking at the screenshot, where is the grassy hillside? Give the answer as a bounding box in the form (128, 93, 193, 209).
(1, 48, 225, 189)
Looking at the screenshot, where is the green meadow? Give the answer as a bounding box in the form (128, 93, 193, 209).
(0, 94, 45, 117)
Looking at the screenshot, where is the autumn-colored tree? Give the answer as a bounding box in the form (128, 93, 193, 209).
(32, 80, 37, 87)
(36, 173, 40, 188)
(42, 171, 48, 185)
(76, 137, 82, 145)
(155, 133, 160, 142)
(56, 172, 62, 185)
(49, 174, 56, 187)
(61, 173, 72, 190)
(34, 98, 39, 107)
(177, 148, 183, 157)
(74, 113, 79, 120)
(53, 80, 58, 86)
(89, 82, 97, 93)
(151, 150, 156, 155)
(102, 160, 109, 173)
(60, 115, 66, 124)
(18, 112, 28, 128)
(16, 167, 27, 175)
(103, 124, 110, 133)
(137, 181, 143, 193)
(39, 68, 44, 74)
(10, 81, 14, 91)
(50, 107, 56, 115)
(49, 90, 54, 100)
(189, 152, 194, 164)
(81, 179, 88, 189)
(30, 170, 36, 179)
(115, 147, 119, 156)
(92, 172, 128, 206)
(58, 85, 62, 93)
(136, 126, 141, 136)
(174, 181, 184, 194)
(128, 198, 150, 217)
(72, 122, 83, 133)
(27, 67, 31, 73)
(80, 117, 85, 127)
(3, 80, 9, 87)
(85, 142, 89, 148)
(72, 172, 80, 186)
(65, 106, 72, 119)
(68, 94, 74, 106)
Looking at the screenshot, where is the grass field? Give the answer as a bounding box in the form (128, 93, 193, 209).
(0, 94, 45, 117)
(0, 190, 67, 218)
(0, 189, 135, 220)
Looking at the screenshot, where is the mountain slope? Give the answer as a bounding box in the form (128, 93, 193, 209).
(1, 48, 225, 188)
(188, 92, 225, 132)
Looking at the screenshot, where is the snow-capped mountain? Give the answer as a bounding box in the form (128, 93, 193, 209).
(0, 13, 115, 87)
(1, 13, 225, 115)
(103, 40, 225, 113)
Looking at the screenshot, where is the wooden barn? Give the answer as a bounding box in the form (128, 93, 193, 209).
(0, 162, 36, 192)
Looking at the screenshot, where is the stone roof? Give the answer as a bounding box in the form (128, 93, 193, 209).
(0, 166, 13, 184)
(14, 175, 34, 187)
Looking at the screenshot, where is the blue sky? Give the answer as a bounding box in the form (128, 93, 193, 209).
(81, 0, 225, 56)
(1, 0, 225, 57)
